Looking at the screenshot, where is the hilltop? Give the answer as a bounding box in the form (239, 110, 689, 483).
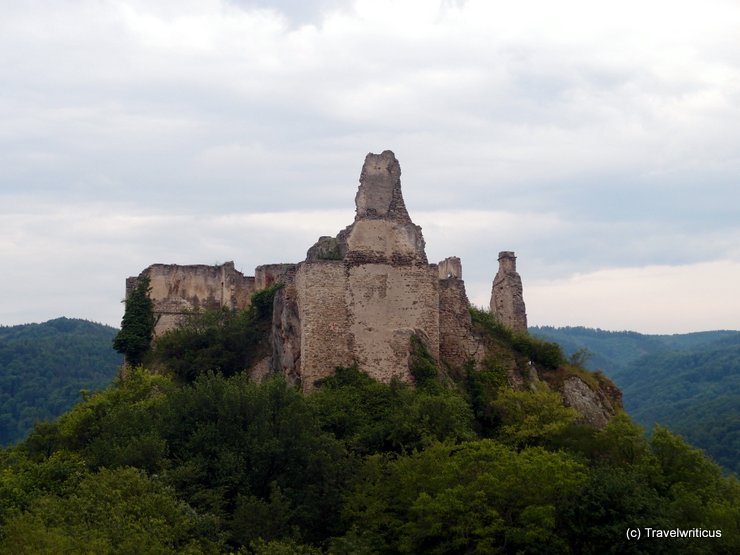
(0, 317, 121, 445)
(119, 151, 620, 427)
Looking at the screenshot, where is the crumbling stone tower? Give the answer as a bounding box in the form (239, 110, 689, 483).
(490, 251, 528, 331)
(272, 151, 441, 388)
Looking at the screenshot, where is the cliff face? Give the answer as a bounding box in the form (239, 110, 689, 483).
(125, 150, 621, 426)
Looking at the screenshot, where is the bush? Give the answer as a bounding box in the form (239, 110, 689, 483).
(470, 308, 564, 369)
(409, 335, 438, 388)
(113, 276, 155, 366)
(151, 284, 282, 382)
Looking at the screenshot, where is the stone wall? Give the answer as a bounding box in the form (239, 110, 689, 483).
(438, 256, 462, 279)
(438, 276, 483, 370)
(270, 266, 301, 384)
(126, 261, 297, 339)
(284, 259, 441, 389)
(293, 261, 353, 389)
(255, 263, 295, 291)
(283, 151, 442, 389)
(129, 262, 255, 336)
(346, 262, 439, 384)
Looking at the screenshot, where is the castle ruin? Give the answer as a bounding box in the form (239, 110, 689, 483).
(128, 151, 525, 388)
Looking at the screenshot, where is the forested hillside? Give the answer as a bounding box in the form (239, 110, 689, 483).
(531, 326, 740, 474)
(0, 318, 122, 445)
(0, 303, 738, 553)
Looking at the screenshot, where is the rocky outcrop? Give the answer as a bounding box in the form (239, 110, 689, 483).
(490, 251, 528, 332)
(560, 376, 622, 428)
(270, 267, 302, 384)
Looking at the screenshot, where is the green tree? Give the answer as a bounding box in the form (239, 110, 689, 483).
(342, 440, 587, 554)
(0, 467, 221, 554)
(150, 283, 281, 382)
(492, 386, 578, 449)
(159, 373, 352, 546)
(563, 465, 670, 555)
(112, 276, 155, 366)
(309, 366, 475, 456)
(22, 368, 173, 473)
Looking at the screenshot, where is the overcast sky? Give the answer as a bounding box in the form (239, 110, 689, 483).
(2, 0, 739, 334)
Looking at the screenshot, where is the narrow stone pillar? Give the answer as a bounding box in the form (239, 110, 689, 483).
(490, 251, 528, 331)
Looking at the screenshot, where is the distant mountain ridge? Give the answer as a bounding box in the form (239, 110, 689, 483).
(0, 317, 122, 444)
(531, 325, 740, 474)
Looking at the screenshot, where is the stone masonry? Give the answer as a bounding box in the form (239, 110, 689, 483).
(127, 262, 255, 337)
(276, 151, 440, 388)
(490, 251, 528, 332)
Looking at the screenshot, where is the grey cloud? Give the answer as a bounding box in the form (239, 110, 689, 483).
(2, 1, 740, 331)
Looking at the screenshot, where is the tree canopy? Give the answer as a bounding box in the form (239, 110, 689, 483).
(1, 309, 737, 552)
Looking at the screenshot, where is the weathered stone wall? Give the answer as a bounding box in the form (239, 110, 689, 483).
(438, 256, 462, 279)
(288, 151, 441, 388)
(255, 263, 295, 292)
(490, 251, 528, 331)
(344, 219, 426, 265)
(293, 261, 353, 389)
(355, 150, 412, 224)
(346, 263, 439, 384)
(438, 277, 483, 370)
(130, 262, 255, 337)
(127, 261, 297, 340)
(270, 266, 301, 384)
(287, 259, 441, 389)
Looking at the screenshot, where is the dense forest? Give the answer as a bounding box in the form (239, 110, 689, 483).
(530, 326, 740, 475)
(1, 294, 738, 553)
(0, 318, 121, 445)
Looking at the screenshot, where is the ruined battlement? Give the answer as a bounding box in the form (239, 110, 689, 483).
(438, 256, 462, 279)
(127, 262, 254, 336)
(276, 151, 437, 386)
